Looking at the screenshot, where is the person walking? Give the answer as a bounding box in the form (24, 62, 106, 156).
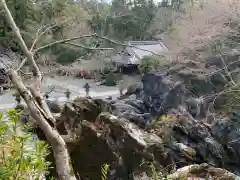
(65, 89, 71, 100)
(83, 82, 90, 97)
(118, 80, 124, 97)
(0, 86, 3, 94)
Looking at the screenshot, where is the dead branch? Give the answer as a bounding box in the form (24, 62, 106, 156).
(29, 87, 56, 126)
(18, 24, 59, 71)
(93, 33, 167, 56)
(34, 34, 94, 53)
(9, 70, 76, 180)
(31, 26, 46, 51)
(34, 33, 166, 56)
(17, 31, 166, 72)
(44, 86, 55, 98)
(64, 42, 116, 51)
(31, 24, 60, 51)
(219, 53, 236, 86)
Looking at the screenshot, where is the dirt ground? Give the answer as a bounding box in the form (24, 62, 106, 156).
(40, 59, 141, 89)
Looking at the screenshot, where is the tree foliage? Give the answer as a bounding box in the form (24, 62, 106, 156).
(139, 55, 168, 74)
(88, 0, 158, 40)
(0, 0, 40, 48)
(0, 0, 186, 64)
(0, 110, 50, 179)
(0, 0, 92, 63)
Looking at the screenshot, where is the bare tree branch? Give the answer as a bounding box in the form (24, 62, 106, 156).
(44, 86, 55, 98)
(64, 42, 116, 51)
(31, 26, 46, 51)
(31, 24, 59, 51)
(34, 34, 94, 53)
(93, 33, 166, 56)
(30, 87, 56, 126)
(17, 58, 27, 71)
(9, 70, 76, 180)
(18, 24, 59, 71)
(219, 54, 236, 86)
(34, 33, 166, 56)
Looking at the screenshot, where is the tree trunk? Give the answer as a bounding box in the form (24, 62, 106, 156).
(9, 70, 76, 180)
(1, 0, 77, 178)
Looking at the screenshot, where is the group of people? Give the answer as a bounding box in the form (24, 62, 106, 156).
(83, 80, 142, 99)
(82, 81, 123, 98)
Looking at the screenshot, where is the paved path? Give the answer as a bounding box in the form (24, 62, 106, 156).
(0, 76, 120, 111)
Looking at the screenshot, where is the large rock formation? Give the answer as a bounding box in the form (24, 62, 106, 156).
(22, 49, 240, 179)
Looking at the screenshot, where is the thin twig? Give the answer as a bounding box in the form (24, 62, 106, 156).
(64, 42, 116, 51)
(43, 86, 55, 98)
(17, 58, 27, 71)
(34, 33, 166, 56)
(94, 34, 167, 56)
(207, 86, 240, 118)
(18, 24, 59, 71)
(219, 53, 236, 86)
(31, 26, 44, 51)
(31, 24, 58, 51)
(207, 59, 240, 77)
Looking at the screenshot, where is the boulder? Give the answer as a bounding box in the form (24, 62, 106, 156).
(167, 163, 240, 180)
(46, 99, 62, 113)
(66, 113, 165, 180)
(125, 82, 143, 96)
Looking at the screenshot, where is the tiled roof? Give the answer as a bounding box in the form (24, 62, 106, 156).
(112, 41, 168, 65)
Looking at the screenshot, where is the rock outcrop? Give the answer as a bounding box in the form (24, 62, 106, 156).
(21, 49, 240, 179)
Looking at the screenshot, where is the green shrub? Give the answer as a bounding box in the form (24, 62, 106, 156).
(104, 71, 118, 86)
(0, 110, 50, 180)
(50, 44, 79, 64)
(52, 41, 97, 64)
(139, 55, 168, 74)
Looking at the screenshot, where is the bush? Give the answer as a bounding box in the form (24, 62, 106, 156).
(52, 41, 97, 64)
(104, 71, 118, 86)
(55, 47, 81, 64)
(0, 110, 50, 179)
(139, 55, 168, 74)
